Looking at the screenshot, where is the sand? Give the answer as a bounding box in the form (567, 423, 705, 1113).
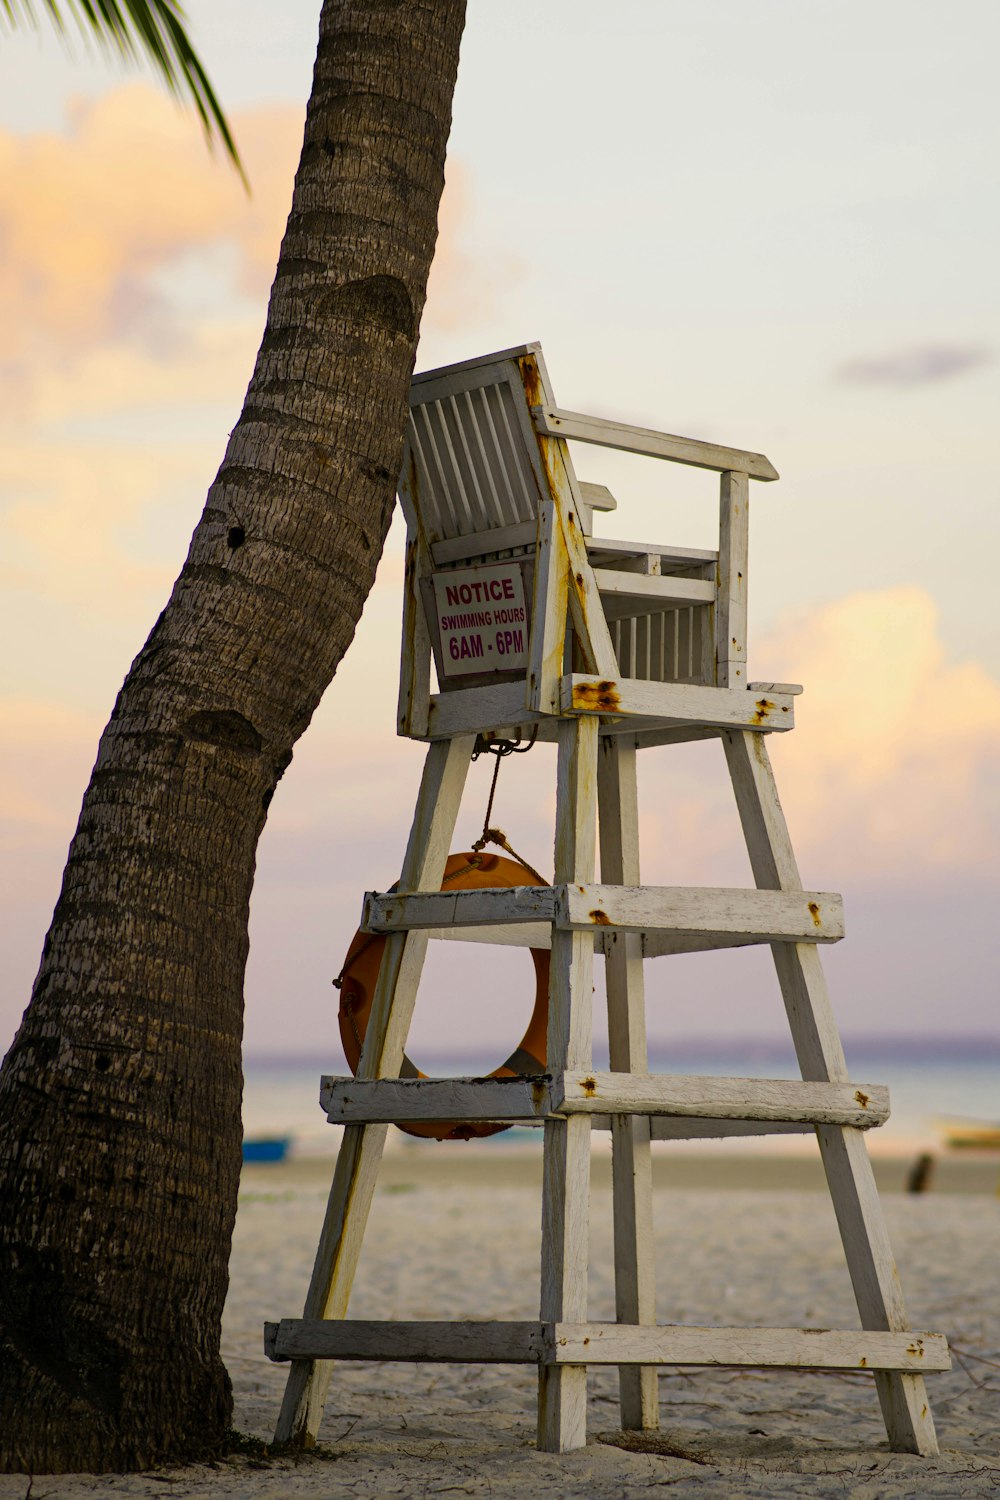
(4, 1144, 998, 1499)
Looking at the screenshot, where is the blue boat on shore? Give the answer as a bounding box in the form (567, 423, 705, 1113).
(242, 1135, 293, 1164)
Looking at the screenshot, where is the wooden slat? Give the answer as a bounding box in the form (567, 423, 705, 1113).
(362, 885, 555, 933)
(268, 1320, 545, 1365)
(318, 1073, 889, 1130)
(538, 715, 598, 1453)
(586, 536, 718, 569)
(562, 675, 795, 731)
(545, 1325, 950, 1371)
(273, 737, 474, 1449)
(594, 568, 716, 615)
(531, 405, 779, 482)
(562, 884, 843, 944)
(526, 497, 570, 715)
(716, 471, 749, 687)
(362, 884, 843, 947)
(430, 519, 537, 566)
(648, 1117, 812, 1140)
(425, 681, 556, 741)
(723, 728, 940, 1455)
(598, 738, 658, 1431)
(267, 1320, 949, 1374)
(553, 1073, 889, 1128)
(321, 1075, 551, 1125)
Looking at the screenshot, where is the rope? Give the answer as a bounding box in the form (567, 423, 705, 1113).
(470, 730, 548, 885)
(333, 730, 546, 997)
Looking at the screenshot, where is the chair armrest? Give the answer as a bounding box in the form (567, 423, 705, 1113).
(531, 404, 778, 482)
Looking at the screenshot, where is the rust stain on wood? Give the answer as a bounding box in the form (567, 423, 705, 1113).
(751, 697, 775, 725)
(579, 1077, 597, 1096)
(589, 909, 612, 925)
(572, 680, 622, 713)
(808, 901, 822, 927)
(854, 1089, 870, 1109)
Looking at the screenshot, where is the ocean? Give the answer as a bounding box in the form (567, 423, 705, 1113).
(242, 1036, 1000, 1159)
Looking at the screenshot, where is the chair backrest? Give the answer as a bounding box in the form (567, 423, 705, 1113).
(399, 344, 551, 552)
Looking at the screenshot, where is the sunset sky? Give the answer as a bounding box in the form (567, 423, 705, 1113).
(1, 1, 997, 1061)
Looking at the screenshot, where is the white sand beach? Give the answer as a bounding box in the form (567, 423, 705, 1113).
(4, 1145, 999, 1499)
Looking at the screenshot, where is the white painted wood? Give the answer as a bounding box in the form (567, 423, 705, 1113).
(716, 471, 750, 687)
(538, 715, 598, 1453)
(594, 568, 716, 614)
(586, 535, 718, 569)
(561, 884, 844, 944)
(545, 1324, 950, 1372)
(425, 681, 556, 741)
(267, 1320, 949, 1374)
(273, 736, 474, 1449)
(526, 497, 569, 715)
(530, 405, 779, 481)
(430, 519, 537, 566)
(749, 681, 804, 696)
(363, 885, 553, 931)
(362, 884, 843, 948)
(578, 480, 617, 512)
(648, 1117, 813, 1140)
(553, 1073, 889, 1128)
(598, 738, 658, 1430)
(723, 728, 939, 1455)
(562, 675, 796, 731)
(541, 436, 620, 681)
(318, 1073, 887, 1130)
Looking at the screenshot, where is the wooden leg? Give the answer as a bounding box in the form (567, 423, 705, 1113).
(598, 738, 658, 1431)
(723, 730, 939, 1456)
(273, 736, 475, 1448)
(538, 717, 598, 1453)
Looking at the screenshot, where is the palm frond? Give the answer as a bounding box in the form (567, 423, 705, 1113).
(2, 0, 245, 186)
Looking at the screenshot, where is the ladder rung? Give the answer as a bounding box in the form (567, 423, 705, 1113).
(362, 884, 844, 947)
(547, 1324, 951, 1372)
(319, 1074, 889, 1130)
(266, 1319, 950, 1374)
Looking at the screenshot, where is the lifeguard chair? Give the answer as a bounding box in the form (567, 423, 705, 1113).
(267, 344, 947, 1456)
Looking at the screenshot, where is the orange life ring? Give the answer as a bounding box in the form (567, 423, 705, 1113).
(337, 851, 549, 1141)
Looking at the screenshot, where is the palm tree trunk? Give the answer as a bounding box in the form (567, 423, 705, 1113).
(0, 0, 466, 1472)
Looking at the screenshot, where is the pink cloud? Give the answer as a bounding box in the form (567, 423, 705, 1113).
(0, 85, 303, 362)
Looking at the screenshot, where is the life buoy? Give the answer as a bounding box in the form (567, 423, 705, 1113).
(337, 851, 549, 1141)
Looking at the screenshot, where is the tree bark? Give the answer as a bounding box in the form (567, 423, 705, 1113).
(0, 0, 466, 1473)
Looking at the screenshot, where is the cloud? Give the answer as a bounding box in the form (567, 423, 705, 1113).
(835, 344, 992, 387)
(759, 586, 1000, 872)
(0, 85, 303, 363)
(0, 85, 515, 435)
(423, 160, 525, 335)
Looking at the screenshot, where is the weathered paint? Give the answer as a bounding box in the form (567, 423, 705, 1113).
(571, 680, 622, 714)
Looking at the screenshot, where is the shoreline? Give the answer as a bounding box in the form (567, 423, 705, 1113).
(249, 1141, 1000, 1197)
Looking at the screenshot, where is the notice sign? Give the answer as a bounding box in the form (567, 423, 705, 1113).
(432, 562, 529, 678)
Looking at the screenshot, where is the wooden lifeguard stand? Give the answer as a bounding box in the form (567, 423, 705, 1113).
(266, 343, 948, 1456)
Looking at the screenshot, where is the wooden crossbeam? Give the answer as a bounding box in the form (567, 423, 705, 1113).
(266, 1320, 949, 1373)
(561, 675, 796, 730)
(319, 1074, 889, 1130)
(362, 884, 843, 947)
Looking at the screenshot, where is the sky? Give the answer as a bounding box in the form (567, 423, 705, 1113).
(1, 1, 998, 1064)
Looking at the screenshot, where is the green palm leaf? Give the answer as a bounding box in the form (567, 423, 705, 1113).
(2, 0, 245, 184)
